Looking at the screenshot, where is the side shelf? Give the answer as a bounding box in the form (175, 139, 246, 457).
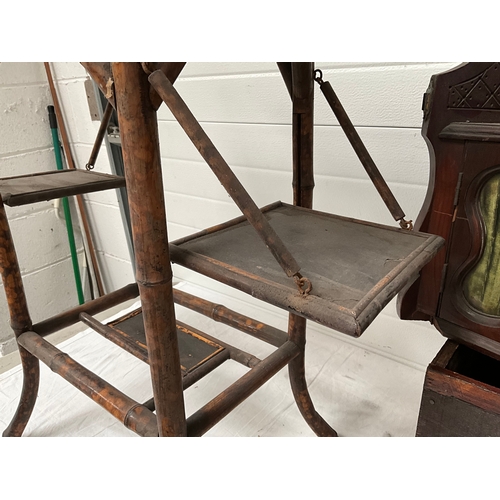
(0, 169, 125, 206)
(172, 202, 444, 336)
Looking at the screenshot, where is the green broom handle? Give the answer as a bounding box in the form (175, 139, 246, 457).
(48, 105, 84, 305)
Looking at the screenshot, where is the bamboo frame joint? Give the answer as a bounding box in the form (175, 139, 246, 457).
(136, 276, 173, 287)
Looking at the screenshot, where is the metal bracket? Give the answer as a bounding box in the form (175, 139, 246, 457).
(84, 78, 101, 121)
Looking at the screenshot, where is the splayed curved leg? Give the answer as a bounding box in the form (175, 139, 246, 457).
(288, 314, 338, 437)
(3, 347, 40, 437)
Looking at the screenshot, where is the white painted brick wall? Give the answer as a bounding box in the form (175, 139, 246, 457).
(1, 62, 458, 370)
(0, 63, 82, 354)
(0, 62, 134, 355)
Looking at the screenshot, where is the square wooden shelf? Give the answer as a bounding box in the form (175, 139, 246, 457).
(170, 202, 445, 337)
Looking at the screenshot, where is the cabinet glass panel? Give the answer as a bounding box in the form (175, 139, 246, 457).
(464, 172, 500, 316)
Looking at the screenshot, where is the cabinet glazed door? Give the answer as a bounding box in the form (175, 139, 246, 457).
(439, 139, 500, 353)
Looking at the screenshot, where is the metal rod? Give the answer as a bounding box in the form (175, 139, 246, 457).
(32, 283, 139, 337)
(44, 62, 106, 297)
(86, 102, 113, 170)
(17, 330, 157, 436)
(148, 69, 303, 280)
(316, 74, 406, 222)
(173, 288, 287, 347)
(187, 341, 300, 436)
(113, 62, 186, 437)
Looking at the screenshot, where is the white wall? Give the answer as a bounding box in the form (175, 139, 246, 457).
(0, 62, 457, 369)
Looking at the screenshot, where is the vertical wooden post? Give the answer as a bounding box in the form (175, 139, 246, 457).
(0, 195, 40, 437)
(292, 63, 315, 208)
(287, 63, 337, 436)
(112, 63, 186, 436)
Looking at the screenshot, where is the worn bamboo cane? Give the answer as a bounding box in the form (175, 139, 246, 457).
(112, 62, 186, 437)
(0, 195, 40, 437)
(285, 63, 338, 437)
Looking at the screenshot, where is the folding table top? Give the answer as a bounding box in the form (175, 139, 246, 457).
(171, 202, 444, 337)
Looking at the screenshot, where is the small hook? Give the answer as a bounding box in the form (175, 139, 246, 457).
(294, 273, 312, 296)
(399, 218, 414, 231)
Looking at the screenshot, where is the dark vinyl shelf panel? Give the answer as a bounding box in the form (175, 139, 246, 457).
(107, 308, 228, 377)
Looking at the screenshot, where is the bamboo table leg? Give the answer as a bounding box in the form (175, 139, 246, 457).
(286, 63, 337, 436)
(288, 315, 337, 436)
(0, 195, 39, 437)
(112, 63, 186, 437)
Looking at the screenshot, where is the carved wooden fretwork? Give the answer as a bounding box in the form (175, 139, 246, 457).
(448, 63, 500, 109)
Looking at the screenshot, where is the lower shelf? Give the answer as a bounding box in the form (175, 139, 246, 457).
(103, 309, 228, 380)
(170, 201, 445, 337)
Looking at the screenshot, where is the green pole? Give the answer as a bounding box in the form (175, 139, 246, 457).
(48, 106, 85, 305)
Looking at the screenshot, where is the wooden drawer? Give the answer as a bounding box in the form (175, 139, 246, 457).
(417, 340, 500, 436)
